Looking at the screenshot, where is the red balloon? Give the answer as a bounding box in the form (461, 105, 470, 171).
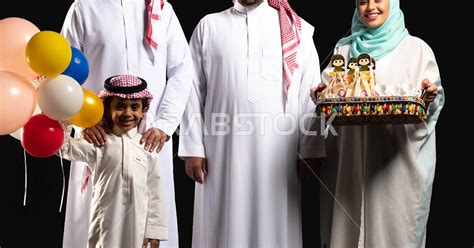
(21, 114, 64, 158)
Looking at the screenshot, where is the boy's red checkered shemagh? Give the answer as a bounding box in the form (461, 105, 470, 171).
(98, 75, 153, 105)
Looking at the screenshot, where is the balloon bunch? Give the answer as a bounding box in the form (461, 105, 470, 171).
(1, 17, 104, 158)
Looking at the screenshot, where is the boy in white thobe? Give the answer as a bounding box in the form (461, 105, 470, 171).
(61, 75, 167, 248)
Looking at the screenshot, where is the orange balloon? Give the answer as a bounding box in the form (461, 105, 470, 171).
(0, 70, 37, 135)
(0, 17, 40, 80)
(69, 88, 104, 128)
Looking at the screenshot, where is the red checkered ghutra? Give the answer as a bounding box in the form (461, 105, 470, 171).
(268, 0, 302, 91)
(145, 0, 165, 49)
(98, 75, 154, 105)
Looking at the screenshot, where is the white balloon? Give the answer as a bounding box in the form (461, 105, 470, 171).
(37, 75, 84, 120)
(9, 104, 42, 140)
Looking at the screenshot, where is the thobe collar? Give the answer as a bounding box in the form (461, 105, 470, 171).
(112, 127, 139, 139)
(233, 0, 268, 15)
(124, 127, 138, 139)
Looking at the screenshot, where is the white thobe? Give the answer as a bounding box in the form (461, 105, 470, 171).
(320, 36, 445, 248)
(178, 1, 325, 247)
(61, 1, 193, 247)
(60, 128, 167, 248)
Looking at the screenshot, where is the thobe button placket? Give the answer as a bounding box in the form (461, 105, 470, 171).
(122, 136, 131, 203)
(247, 12, 260, 104)
(122, 0, 139, 74)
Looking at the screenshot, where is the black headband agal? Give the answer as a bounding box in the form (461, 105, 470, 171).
(104, 76, 148, 94)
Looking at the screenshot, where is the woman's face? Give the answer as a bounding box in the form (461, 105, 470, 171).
(357, 0, 390, 29)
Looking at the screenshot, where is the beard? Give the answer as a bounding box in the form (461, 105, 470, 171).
(238, 0, 264, 7)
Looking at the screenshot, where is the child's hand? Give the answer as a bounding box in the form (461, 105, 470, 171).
(142, 238, 160, 248)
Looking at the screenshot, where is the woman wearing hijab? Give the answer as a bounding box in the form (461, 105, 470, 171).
(319, 0, 445, 247)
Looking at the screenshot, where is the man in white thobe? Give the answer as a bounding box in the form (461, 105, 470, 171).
(61, 0, 193, 247)
(178, 0, 325, 247)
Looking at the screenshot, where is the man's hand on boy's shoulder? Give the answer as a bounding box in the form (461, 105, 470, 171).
(140, 128, 170, 153)
(142, 238, 160, 248)
(82, 124, 108, 146)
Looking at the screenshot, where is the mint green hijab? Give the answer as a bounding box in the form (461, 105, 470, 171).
(336, 0, 409, 60)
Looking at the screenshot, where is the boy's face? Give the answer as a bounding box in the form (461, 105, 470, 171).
(109, 96, 145, 133)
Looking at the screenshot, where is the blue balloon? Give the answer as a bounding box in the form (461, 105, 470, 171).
(62, 47, 89, 85)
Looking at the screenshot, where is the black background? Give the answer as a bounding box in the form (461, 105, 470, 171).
(0, 1, 471, 247)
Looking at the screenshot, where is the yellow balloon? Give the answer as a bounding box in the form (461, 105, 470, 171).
(25, 31, 72, 77)
(69, 88, 104, 128)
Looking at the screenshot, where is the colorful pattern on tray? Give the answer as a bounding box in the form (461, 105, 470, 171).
(316, 53, 427, 125)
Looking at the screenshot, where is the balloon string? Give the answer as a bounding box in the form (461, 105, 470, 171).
(59, 150, 65, 213)
(23, 149, 28, 206)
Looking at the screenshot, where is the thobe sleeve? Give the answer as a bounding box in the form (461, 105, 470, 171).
(412, 40, 445, 187)
(298, 35, 326, 159)
(144, 154, 168, 240)
(178, 20, 207, 158)
(151, 3, 193, 137)
(60, 2, 84, 50)
(417, 43, 445, 136)
(59, 128, 100, 170)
